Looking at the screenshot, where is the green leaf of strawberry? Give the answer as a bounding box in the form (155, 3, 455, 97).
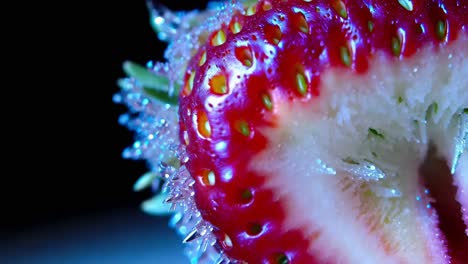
(118, 0, 468, 263)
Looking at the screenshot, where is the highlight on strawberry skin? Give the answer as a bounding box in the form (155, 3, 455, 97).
(115, 0, 467, 263)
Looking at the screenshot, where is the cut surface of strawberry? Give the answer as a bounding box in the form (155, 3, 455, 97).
(178, 0, 467, 263)
(117, 0, 468, 263)
(246, 39, 467, 264)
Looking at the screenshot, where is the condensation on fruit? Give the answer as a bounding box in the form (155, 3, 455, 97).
(114, 1, 250, 263)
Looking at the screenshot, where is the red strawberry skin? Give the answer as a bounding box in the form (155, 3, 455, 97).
(178, 0, 467, 263)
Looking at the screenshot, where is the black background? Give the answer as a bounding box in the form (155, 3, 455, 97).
(5, 0, 211, 231)
(4, 0, 211, 262)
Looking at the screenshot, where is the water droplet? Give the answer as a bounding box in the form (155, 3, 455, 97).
(221, 168, 233, 181)
(372, 186, 402, 198)
(221, 233, 233, 249)
(315, 159, 337, 175)
(116, 1, 249, 262)
(112, 94, 122, 103)
(215, 141, 227, 152)
(117, 113, 129, 124)
(146, 60, 155, 68)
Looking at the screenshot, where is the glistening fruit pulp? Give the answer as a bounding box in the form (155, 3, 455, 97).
(249, 38, 467, 264)
(116, 0, 467, 263)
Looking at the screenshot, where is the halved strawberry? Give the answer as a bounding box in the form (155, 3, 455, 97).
(117, 0, 467, 263)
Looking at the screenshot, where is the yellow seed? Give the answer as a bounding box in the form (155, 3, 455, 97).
(183, 71, 195, 95)
(368, 21, 374, 32)
(231, 21, 242, 34)
(183, 130, 190, 145)
(436, 20, 447, 40)
(265, 24, 282, 45)
(207, 171, 215, 185)
(333, 0, 348, 19)
(236, 46, 253, 67)
(201, 170, 215, 186)
(196, 111, 211, 138)
(188, 72, 195, 88)
(203, 121, 211, 136)
(392, 36, 401, 56)
(246, 5, 256, 16)
(211, 30, 226, 46)
(296, 72, 308, 96)
(199, 51, 207, 66)
(210, 74, 228, 95)
(262, 1, 272, 11)
(236, 120, 251, 137)
(340, 46, 351, 67)
(261, 93, 273, 110)
(296, 13, 309, 34)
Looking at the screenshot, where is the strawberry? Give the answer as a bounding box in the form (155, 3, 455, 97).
(117, 0, 468, 263)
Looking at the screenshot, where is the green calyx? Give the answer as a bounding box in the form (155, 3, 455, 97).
(141, 192, 172, 216)
(121, 61, 180, 105)
(143, 87, 179, 105)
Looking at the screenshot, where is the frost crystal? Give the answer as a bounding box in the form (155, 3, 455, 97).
(148, 0, 244, 95)
(340, 157, 386, 181)
(451, 110, 468, 173)
(115, 1, 248, 263)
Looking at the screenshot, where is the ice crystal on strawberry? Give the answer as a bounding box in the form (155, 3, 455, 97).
(116, 0, 467, 263)
(115, 1, 247, 262)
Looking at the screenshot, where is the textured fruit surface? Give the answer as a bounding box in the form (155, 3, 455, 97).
(178, 0, 467, 263)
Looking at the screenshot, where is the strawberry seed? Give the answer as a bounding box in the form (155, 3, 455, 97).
(199, 50, 207, 66)
(246, 222, 263, 236)
(210, 73, 228, 95)
(333, 0, 348, 19)
(211, 29, 227, 46)
(265, 24, 282, 45)
(436, 20, 447, 40)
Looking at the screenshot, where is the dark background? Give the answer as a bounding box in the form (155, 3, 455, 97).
(3, 0, 211, 263)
